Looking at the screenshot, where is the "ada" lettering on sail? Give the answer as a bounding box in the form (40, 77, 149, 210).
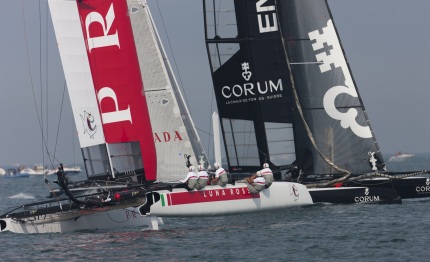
(154, 131, 183, 143)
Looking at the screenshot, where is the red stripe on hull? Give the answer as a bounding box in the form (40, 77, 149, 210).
(168, 188, 260, 206)
(76, 0, 156, 180)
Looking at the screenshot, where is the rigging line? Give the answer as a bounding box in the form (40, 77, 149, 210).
(45, 1, 50, 168)
(153, 0, 193, 120)
(196, 127, 212, 136)
(52, 81, 67, 165)
(273, 0, 350, 175)
(20, 0, 53, 167)
(39, 0, 44, 168)
(216, 0, 221, 35)
(44, 177, 63, 210)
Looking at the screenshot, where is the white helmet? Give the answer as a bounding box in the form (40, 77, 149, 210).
(189, 166, 195, 172)
(263, 163, 269, 168)
(214, 163, 220, 169)
(198, 165, 204, 171)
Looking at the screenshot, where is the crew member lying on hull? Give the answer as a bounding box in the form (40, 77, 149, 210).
(245, 174, 266, 194)
(247, 163, 274, 189)
(196, 165, 209, 190)
(179, 165, 198, 190)
(211, 163, 228, 187)
(260, 163, 273, 188)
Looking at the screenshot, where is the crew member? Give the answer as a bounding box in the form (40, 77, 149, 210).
(179, 165, 198, 190)
(246, 163, 273, 188)
(245, 173, 266, 194)
(56, 163, 68, 186)
(260, 163, 273, 188)
(211, 162, 228, 187)
(195, 165, 209, 190)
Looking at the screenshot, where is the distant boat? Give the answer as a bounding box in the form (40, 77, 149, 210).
(62, 166, 82, 175)
(0, 168, 5, 176)
(4, 168, 29, 178)
(18, 164, 56, 176)
(18, 164, 81, 176)
(388, 152, 414, 162)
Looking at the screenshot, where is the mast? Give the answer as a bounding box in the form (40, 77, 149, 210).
(212, 112, 222, 165)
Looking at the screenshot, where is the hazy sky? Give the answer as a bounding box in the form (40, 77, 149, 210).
(0, 0, 429, 167)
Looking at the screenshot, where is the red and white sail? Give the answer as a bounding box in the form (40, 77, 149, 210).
(49, 0, 157, 180)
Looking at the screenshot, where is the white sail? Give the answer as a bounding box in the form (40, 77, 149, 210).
(49, 0, 106, 148)
(127, 0, 207, 182)
(49, 0, 158, 180)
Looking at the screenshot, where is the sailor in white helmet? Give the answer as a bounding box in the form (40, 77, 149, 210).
(260, 163, 273, 188)
(195, 165, 209, 190)
(245, 171, 266, 194)
(179, 165, 198, 190)
(211, 162, 228, 187)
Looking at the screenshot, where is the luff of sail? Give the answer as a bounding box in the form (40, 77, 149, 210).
(127, 0, 208, 182)
(49, 0, 157, 181)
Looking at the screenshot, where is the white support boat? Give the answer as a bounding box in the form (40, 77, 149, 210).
(388, 152, 414, 162)
(19, 165, 56, 176)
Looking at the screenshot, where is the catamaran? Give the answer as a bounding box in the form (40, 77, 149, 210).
(202, 0, 428, 203)
(0, 0, 313, 234)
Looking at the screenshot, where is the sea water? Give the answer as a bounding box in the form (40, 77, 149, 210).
(0, 155, 429, 262)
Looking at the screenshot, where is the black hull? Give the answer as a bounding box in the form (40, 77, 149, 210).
(308, 187, 402, 204)
(345, 177, 430, 199)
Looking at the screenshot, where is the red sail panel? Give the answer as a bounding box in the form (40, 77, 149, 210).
(76, 0, 156, 180)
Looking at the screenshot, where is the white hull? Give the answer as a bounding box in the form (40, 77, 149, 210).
(0, 207, 159, 234)
(147, 182, 313, 217)
(63, 166, 82, 175)
(388, 153, 414, 162)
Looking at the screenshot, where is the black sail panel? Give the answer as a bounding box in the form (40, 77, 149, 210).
(204, 0, 296, 172)
(204, 0, 384, 175)
(276, 0, 385, 174)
